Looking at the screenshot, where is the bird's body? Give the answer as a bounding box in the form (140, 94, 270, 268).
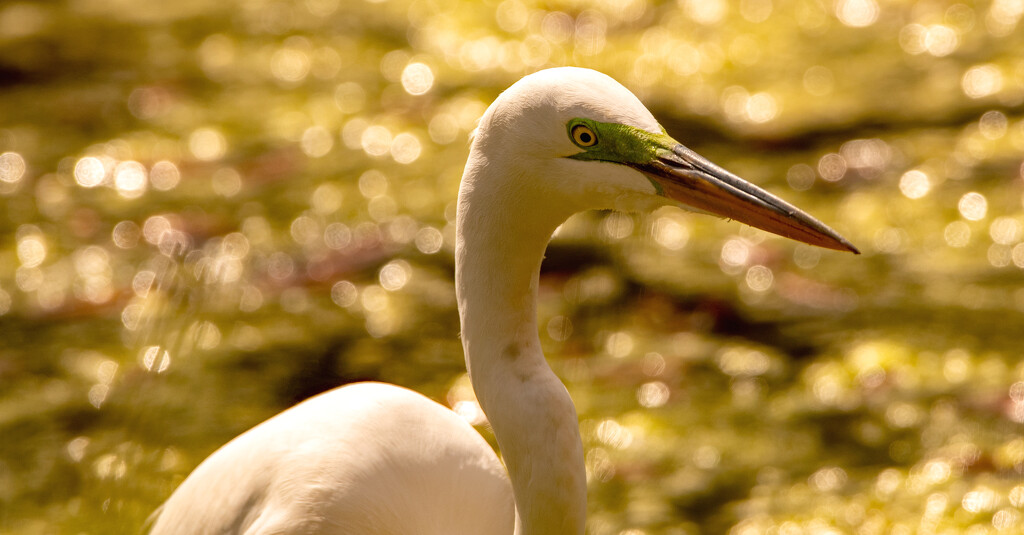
(150, 383, 513, 535)
(150, 67, 856, 535)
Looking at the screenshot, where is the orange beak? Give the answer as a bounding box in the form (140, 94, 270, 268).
(636, 144, 859, 254)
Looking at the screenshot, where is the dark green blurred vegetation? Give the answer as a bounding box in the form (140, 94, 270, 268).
(2, 0, 1024, 533)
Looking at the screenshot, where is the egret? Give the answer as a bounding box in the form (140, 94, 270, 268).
(149, 67, 857, 535)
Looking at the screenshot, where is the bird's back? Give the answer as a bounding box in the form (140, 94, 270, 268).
(150, 382, 514, 535)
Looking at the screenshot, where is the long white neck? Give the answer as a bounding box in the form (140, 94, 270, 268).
(455, 157, 587, 535)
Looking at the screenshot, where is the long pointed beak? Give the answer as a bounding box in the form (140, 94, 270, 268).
(636, 144, 859, 254)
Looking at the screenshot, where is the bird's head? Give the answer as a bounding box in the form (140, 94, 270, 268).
(464, 67, 858, 254)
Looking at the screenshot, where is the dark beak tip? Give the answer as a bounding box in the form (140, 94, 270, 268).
(829, 233, 860, 255)
(832, 242, 861, 255)
(813, 231, 859, 254)
(792, 232, 859, 255)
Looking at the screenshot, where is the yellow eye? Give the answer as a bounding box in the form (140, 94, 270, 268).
(570, 124, 597, 147)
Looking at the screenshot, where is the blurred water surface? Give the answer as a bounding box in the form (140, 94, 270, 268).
(2, 0, 1024, 533)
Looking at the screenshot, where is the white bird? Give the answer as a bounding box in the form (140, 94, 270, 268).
(149, 67, 857, 535)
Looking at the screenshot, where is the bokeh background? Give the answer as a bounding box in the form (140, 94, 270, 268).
(2, 0, 1024, 533)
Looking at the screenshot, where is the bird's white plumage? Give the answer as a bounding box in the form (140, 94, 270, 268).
(150, 383, 513, 534)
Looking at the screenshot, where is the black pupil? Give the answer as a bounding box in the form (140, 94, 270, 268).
(578, 131, 592, 143)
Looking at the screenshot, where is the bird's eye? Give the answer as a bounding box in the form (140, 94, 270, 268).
(570, 124, 597, 148)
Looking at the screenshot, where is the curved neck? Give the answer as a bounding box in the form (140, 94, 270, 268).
(455, 170, 586, 535)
